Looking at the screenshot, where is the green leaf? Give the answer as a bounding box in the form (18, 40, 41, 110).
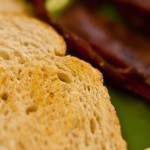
(45, 0, 72, 17)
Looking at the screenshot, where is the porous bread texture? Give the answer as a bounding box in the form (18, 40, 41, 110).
(0, 14, 66, 62)
(0, 0, 28, 15)
(0, 15, 127, 150)
(0, 56, 126, 150)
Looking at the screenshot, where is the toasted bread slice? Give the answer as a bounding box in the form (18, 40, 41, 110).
(0, 15, 126, 150)
(0, 14, 66, 62)
(0, 56, 127, 150)
(0, 0, 28, 14)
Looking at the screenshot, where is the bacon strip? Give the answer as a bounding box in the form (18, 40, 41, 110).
(112, 0, 150, 35)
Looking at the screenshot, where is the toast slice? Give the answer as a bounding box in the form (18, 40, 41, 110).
(0, 15, 126, 150)
(0, 14, 66, 62)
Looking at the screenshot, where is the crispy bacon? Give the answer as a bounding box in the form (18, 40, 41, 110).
(27, 0, 150, 100)
(83, 0, 150, 35)
(112, 0, 150, 35)
(81, 0, 103, 8)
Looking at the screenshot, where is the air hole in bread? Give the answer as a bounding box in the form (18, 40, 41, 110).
(0, 50, 10, 60)
(13, 51, 26, 64)
(17, 69, 22, 80)
(30, 91, 37, 98)
(90, 119, 96, 134)
(87, 86, 91, 91)
(18, 58, 25, 64)
(4, 109, 9, 116)
(85, 138, 89, 147)
(18, 141, 25, 149)
(16, 88, 21, 94)
(79, 97, 84, 102)
(1, 93, 8, 101)
(83, 104, 87, 109)
(44, 140, 48, 145)
(23, 42, 29, 47)
(41, 67, 46, 72)
(10, 77, 14, 81)
(57, 72, 72, 83)
(28, 71, 32, 77)
(26, 105, 38, 115)
(96, 115, 100, 123)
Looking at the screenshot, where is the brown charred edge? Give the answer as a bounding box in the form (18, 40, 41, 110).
(27, 0, 150, 100)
